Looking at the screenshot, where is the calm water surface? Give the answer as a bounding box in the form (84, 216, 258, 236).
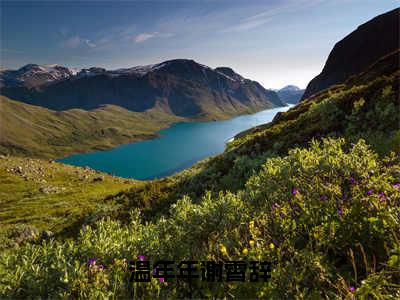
(59, 106, 291, 179)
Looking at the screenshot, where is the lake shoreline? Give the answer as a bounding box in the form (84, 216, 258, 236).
(58, 105, 291, 180)
(54, 105, 286, 161)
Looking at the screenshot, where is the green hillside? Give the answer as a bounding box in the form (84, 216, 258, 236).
(0, 47, 399, 298)
(0, 92, 279, 159)
(0, 156, 139, 250)
(0, 96, 184, 158)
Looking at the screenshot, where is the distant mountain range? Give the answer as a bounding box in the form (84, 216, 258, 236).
(302, 7, 399, 100)
(276, 85, 304, 104)
(1, 7, 400, 299)
(0, 59, 284, 118)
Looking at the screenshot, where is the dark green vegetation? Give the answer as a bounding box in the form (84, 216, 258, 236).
(0, 9, 399, 299)
(1, 47, 399, 298)
(0, 96, 184, 158)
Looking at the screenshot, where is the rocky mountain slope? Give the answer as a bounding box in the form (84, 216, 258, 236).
(0, 64, 74, 88)
(276, 85, 304, 104)
(301, 7, 399, 100)
(0, 59, 284, 117)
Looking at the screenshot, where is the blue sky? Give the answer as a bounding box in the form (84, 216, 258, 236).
(1, 0, 398, 88)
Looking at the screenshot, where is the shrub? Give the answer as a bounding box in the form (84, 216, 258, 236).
(1, 138, 399, 298)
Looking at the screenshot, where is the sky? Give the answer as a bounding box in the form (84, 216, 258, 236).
(1, 0, 398, 89)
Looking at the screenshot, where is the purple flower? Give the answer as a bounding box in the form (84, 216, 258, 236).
(378, 192, 386, 202)
(292, 188, 299, 196)
(137, 255, 146, 261)
(349, 286, 355, 293)
(98, 265, 105, 271)
(153, 267, 165, 282)
(272, 203, 280, 209)
(393, 183, 400, 188)
(337, 208, 343, 216)
(89, 258, 97, 265)
(320, 195, 328, 201)
(367, 189, 374, 196)
(349, 177, 357, 185)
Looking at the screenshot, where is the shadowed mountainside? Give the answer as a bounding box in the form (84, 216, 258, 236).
(301, 7, 399, 100)
(0, 59, 284, 117)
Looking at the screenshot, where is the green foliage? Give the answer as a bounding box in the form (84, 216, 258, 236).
(1, 48, 399, 299)
(1, 139, 399, 298)
(0, 156, 135, 249)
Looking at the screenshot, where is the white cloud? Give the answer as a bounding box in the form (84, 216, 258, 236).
(0, 48, 22, 53)
(220, 18, 270, 33)
(133, 32, 174, 43)
(220, 0, 326, 33)
(61, 36, 96, 49)
(134, 32, 159, 43)
(85, 39, 96, 48)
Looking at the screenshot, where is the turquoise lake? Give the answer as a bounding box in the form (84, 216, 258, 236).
(59, 106, 291, 180)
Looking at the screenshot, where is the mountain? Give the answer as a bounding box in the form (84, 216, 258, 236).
(0, 64, 74, 88)
(0, 60, 284, 158)
(0, 59, 284, 118)
(301, 7, 399, 100)
(1, 9, 400, 299)
(276, 85, 304, 104)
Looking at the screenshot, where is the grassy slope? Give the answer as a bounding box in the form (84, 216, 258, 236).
(0, 91, 277, 247)
(0, 51, 399, 297)
(0, 156, 137, 249)
(112, 51, 399, 222)
(0, 92, 275, 159)
(0, 50, 399, 296)
(0, 96, 184, 159)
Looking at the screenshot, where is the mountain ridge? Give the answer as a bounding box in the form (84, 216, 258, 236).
(0, 59, 284, 117)
(276, 85, 304, 104)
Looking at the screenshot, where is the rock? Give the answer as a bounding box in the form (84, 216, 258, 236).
(13, 226, 39, 244)
(39, 186, 58, 194)
(40, 230, 54, 240)
(0, 154, 6, 159)
(49, 159, 55, 163)
(39, 186, 50, 194)
(92, 176, 104, 182)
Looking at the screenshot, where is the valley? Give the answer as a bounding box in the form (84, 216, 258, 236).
(0, 5, 399, 299)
